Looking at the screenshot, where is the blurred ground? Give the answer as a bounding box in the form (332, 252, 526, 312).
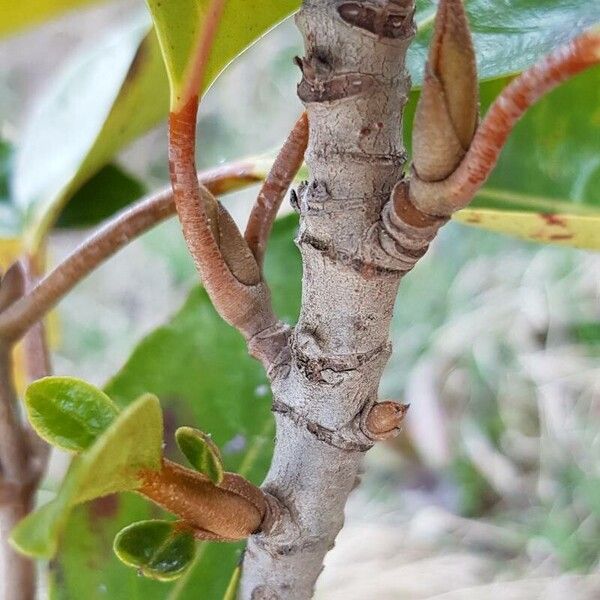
(1, 1, 599, 598)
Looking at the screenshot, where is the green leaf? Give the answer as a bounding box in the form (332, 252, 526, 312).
(14, 2, 300, 248)
(176, 427, 224, 484)
(11, 393, 163, 558)
(114, 520, 196, 581)
(144, 0, 213, 108)
(13, 16, 164, 249)
(9, 469, 83, 558)
(49, 215, 302, 598)
(0, 139, 21, 237)
(56, 163, 146, 228)
(24, 376, 119, 452)
(0, 0, 102, 38)
(410, 0, 600, 85)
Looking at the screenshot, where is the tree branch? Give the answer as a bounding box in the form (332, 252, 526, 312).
(0, 161, 263, 344)
(245, 112, 309, 268)
(241, 0, 417, 596)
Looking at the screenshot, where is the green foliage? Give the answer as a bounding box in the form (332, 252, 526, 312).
(223, 566, 241, 600)
(9, 0, 597, 249)
(13, 16, 164, 249)
(404, 67, 600, 247)
(411, 0, 600, 83)
(25, 377, 119, 452)
(146, 0, 300, 108)
(0, 139, 21, 237)
(56, 164, 146, 228)
(11, 394, 163, 558)
(48, 215, 302, 599)
(114, 520, 197, 581)
(176, 427, 224, 485)
(12, 2, 299, 248)
(451, 455, 495, 518)
(0, 0, 102, 38)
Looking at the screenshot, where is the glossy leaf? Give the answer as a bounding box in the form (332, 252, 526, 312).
(145, 0, 217, 108)
(114, 520, 196, 581)
(11, 394, 163, 558)
(49, 215, 302, 599)
(176, 427, 224, 484)
(13, 2, 300, 248)
(13, 16, 164, 249)
(410, 0, 600, 85)
(0, 0, 101, 38)
(24, 376, 119, 452)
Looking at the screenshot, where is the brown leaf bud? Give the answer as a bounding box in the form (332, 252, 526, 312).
(139, 459, 268, 541)
(412, 0, 478, 182)
(365, 401, 409, 440)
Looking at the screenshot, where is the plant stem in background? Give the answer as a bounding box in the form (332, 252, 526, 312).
(0, 345, 35, 600)
(0, 161, 264, 344)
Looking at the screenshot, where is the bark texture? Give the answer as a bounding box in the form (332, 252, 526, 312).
(0, 495, 34, 600)
(240, 1, 429, 597)
(0, 347, 35, 600)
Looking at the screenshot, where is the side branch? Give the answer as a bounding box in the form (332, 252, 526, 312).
(0, 162, 263, 344)
(169, 98, 289, 370)
(245, 112, 309, 268)
(410, 28, 600, 216)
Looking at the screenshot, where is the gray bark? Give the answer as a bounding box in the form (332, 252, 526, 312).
(240, 1, 439, 597)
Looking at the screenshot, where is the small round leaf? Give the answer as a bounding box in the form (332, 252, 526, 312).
(175, 426, 224, 485)
(25, 376, 119, 452)
(113, 520, 196, 581)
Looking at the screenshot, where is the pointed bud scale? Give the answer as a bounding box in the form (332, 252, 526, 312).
(410, 27, 600, 216)
(412, 0, 478, 182)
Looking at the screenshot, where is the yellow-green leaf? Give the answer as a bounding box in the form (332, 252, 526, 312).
(175, 426, 224, 484)
(14, 2, 300, 249)
(146, 0, 299, 110)
(0, 0, 102, 38)
(114, 520, 196, 581)
(25, 377, 119, 453)
(403, 65, 600, 249)
(10, 393, 163, 558)
(454, 209, 600, 249)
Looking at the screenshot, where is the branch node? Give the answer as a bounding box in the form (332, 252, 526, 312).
(363, 400, 409, 441)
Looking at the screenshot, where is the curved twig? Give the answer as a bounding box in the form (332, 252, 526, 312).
(245, 112, 309, 268)
(169, 95, 287, 371)
(409, 28, 600, 216)
(0, 161, 263, 343)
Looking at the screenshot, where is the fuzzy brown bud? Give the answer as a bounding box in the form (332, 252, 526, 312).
(412, 0, 478, 182)
(365, 401, 410, 440)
